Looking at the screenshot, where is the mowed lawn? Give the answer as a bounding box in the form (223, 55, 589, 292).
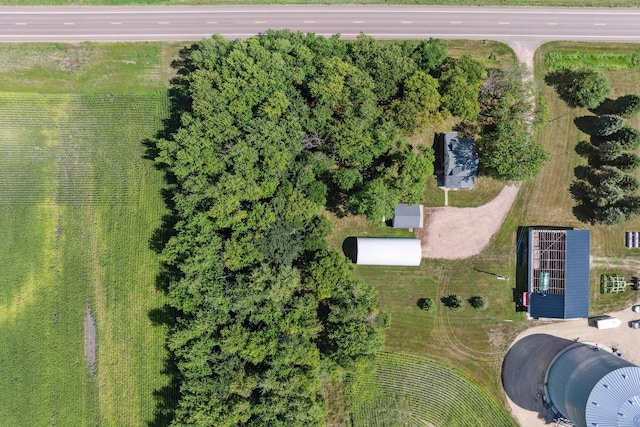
(0, 43, 172, 426)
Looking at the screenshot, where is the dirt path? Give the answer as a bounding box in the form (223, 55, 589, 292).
(506, 41, 540, 69)
(84, 307, 97, 374)
(591, 256, 640, 270)
(417, 185, 519, 259)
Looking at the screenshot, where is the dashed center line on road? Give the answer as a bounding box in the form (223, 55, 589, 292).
(110, 22, 121, 25)
(353, 20, 364, 24)
(15, 22, 27, 25)
(547, 22, 558, 25)
(206, 21, 217, 24)
(450, 21, 462, 24)
(402, 21, 413, 24)
(499, 22, 510, 25)
(255, 21, 266, 24)
(158, 21, 170, 24)
(303, 20, 315, 24)
(595, 23, 606, 26)
(63, 22, 74, 25)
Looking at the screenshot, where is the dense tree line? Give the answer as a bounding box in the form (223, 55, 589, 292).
(152, 30, 480, 425)
(572, 118, 640, 226)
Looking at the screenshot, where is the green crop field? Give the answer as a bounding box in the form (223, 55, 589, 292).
(348, 353, 517, 427)
(0, 41, 171, 425)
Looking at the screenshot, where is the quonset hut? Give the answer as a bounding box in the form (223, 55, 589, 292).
(353, 238, 421, 266)
(546, 343, 640, 427)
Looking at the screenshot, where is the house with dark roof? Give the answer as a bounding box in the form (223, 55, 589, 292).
(526, 227, 590, 319)
(442, 132, 478, 189)
(392, 203, 423, 229)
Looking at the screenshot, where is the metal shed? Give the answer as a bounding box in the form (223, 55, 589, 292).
(392, 204, 423, 229)
(355, 238, 422, 266)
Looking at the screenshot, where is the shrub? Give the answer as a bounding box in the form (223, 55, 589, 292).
(444, 294, 464, 312)
(469, 296, 488, 310)
(417, 298, 434, 312)
(593, 114, 624, 137)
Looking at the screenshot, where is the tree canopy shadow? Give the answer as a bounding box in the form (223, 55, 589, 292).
(544, 69, 578, 108)
(342, 237, 358, 263)
(141, 43, 201, 427)
(147, 305, 180, 427)
(575, 140, 595, 158)
(573, 165, 594, 183)
(574, 115, 596, 135)
(590, 97, 618, 116)
(569, 180, 597, 223)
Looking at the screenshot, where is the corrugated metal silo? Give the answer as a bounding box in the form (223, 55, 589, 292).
(547, 343, 640, 427)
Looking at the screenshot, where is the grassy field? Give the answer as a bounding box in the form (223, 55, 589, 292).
(0, 43, 171, 426)
(348, 353, 517, 427)
(0, 42, 182, 93)
(0, 0, 638, 6)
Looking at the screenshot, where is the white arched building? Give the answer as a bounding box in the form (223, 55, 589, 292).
(355, 238, 422, 266)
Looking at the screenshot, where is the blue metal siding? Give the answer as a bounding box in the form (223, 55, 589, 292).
(529, 293, 565, 318)
(527, 228, 533, 295)
(564, 230, 590, 318)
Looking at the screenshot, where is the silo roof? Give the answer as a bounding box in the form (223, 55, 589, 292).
(586, 366, 640, 427)
(547, 343, 640, 427)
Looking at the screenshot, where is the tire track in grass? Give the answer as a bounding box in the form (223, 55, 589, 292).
(431, 268, 500, 366)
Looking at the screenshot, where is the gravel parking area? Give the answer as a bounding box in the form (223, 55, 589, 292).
(418, 185, 519, 259)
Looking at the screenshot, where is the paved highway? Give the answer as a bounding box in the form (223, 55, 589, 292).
(0, 6, 639, 43)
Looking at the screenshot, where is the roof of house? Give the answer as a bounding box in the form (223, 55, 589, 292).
(527, 228, 590, 319)
(393, 203, 423, 229)
(443, 132, 478, 189)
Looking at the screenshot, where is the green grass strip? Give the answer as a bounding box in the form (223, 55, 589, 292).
(544, 50, 640, 71)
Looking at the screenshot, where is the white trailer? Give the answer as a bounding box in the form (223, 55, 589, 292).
(595, 317, 621, 329)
